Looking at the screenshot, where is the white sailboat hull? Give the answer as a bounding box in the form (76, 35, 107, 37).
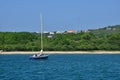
(29, 54, 48, 59)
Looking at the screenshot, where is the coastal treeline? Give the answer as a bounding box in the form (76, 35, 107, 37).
(0, 25, 120, 51)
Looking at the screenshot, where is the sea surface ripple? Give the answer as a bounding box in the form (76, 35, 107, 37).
(0, 54, 120, 80)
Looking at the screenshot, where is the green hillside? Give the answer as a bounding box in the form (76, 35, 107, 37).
(0, 25, 120, 51)
(90, 25, 120, 37)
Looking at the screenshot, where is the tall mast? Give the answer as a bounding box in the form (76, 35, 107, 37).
(40, 14, 43, 50)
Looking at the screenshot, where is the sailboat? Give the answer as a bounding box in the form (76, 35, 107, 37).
(29, 14, 48, 59)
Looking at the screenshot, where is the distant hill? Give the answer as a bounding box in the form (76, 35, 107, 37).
(0, 25, 120, 51)
(90, 25, 120, 37)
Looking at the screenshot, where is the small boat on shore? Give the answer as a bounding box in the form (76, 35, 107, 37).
(29, 14, 48, 60)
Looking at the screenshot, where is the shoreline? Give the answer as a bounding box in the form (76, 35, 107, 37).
(1, 51, 120, 54)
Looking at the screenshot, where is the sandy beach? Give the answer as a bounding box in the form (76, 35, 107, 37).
(1, 51, 120, 54)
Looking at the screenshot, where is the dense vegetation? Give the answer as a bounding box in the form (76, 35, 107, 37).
(0, 25, 120, 51)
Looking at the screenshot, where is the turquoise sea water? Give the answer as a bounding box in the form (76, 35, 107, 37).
(0, 54, 120, 80)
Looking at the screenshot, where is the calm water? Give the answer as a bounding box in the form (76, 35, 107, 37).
(0, 54, 120, 80)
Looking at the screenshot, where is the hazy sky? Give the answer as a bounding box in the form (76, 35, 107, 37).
(0, 0, 120, 32)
